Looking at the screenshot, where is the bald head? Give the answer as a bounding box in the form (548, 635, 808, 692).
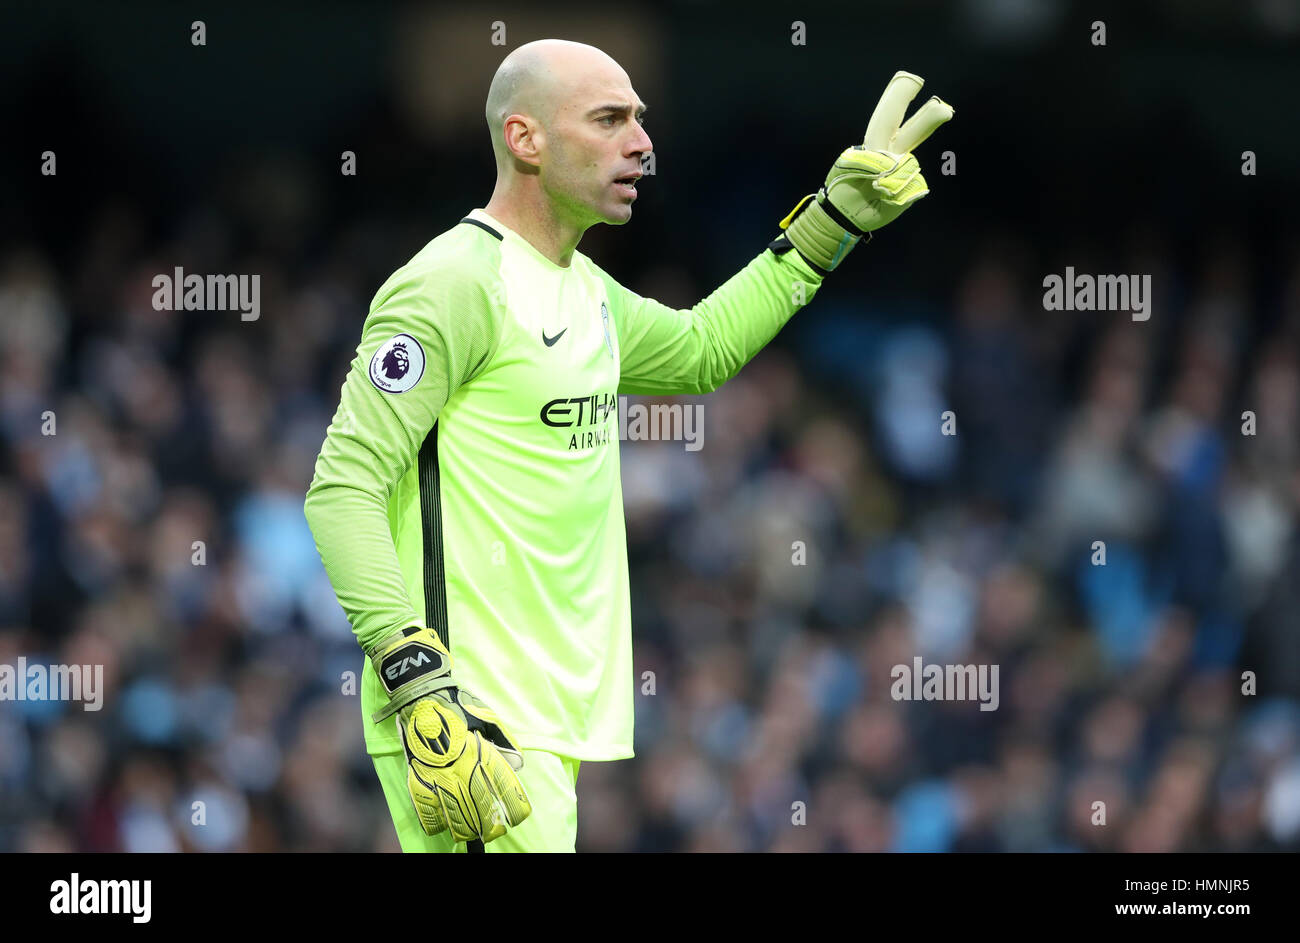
(485, 39, 630, 172)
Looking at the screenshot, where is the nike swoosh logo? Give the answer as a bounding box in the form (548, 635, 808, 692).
(542, 328, 567, 347)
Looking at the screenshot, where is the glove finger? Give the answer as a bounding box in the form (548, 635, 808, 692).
(863, 70, 924, 150)
(416, 735, 519, 844)
(890, 96, 954, 154)
(870, 154, 921, 199)
(405, 764, 451, 836)
(881, 181, 930, 208)
(871, 171, 914, 200)
(893, 166, 930, 204)
(875, 175, 930, 207)
(834, 146, 900, 177)
(414, 736, 488, 842)
(463, 738, 518, 842)
(480, 739, 534, 827)
(441, 771, 490, 843)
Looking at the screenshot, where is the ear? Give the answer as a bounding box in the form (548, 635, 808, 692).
(504, 114, 543, 167)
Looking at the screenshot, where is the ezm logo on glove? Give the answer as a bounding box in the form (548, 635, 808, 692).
(380, 641, 446, 690)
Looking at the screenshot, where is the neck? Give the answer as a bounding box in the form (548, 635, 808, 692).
(484, 179, 587, 268)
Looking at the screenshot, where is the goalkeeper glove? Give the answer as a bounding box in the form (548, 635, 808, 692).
(368, 625, 532, 844)
(776, 70, 954, 274)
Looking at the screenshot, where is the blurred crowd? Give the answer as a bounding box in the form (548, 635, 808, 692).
(2, 187, 1298, 853)
(600, 235, 1300, 852)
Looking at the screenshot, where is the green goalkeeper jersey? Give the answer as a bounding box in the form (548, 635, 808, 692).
(305, 208, 823, 759)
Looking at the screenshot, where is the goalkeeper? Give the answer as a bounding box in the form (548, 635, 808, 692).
(304, 38, 951, 852)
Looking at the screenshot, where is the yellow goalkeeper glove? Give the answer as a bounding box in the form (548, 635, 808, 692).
(368, 626, 531, 844)
(775, 70, 954, 274)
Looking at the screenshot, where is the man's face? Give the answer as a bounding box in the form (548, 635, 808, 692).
(540, 72, 652, 228)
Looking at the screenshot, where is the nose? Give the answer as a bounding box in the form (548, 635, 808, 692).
(628, 123, 653, 159)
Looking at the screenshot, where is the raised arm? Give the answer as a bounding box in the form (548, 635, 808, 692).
(595, 246, 824, 396)
(599, 70, 952, 398)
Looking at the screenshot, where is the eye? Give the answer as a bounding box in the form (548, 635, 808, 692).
(598, 115, 617, 126)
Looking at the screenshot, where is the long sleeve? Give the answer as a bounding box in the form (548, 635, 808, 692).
(304, 253, 503, 653)
(594, 245, 824, 396)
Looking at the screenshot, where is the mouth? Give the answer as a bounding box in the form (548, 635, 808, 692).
(612, 173, 641, 197)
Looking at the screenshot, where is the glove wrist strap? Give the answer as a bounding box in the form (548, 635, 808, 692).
(367, 626, 457, 724)
(780, 191, 866, 273)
